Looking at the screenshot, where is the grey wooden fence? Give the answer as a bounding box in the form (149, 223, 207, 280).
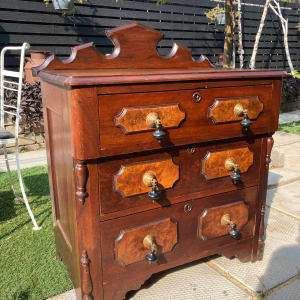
(0, 0, 299, 71)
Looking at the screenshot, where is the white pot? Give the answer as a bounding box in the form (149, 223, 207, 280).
(216, 13, 225, 25)
(52, 0, 74, 12)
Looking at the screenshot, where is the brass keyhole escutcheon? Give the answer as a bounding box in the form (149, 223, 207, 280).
(184, 203, 192, 212)
(192, 92, 202, 103)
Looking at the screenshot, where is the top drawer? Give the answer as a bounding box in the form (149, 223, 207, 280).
(99, 84, 277, 156)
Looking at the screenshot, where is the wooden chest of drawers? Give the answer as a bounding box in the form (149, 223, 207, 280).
(34, 23, 286, 300)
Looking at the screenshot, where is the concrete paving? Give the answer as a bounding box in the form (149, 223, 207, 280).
(279, 109, 300, 124)
(0, 149, 47, 173)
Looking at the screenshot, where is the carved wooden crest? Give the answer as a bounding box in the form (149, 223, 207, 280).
(33, 23, 214, 74)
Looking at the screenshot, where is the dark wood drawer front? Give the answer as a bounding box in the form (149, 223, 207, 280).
(99, 84, 275, 156)
(100, 187, 257, 282)
(99, 137, 262, 218)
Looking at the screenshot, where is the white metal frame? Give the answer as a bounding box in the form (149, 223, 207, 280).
(0, 42, 41, 231)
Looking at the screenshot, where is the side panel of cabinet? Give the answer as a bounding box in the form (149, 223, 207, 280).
(41, 81, 80, 291)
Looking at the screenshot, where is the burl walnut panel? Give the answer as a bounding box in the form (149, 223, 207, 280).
(202, 146, 254, 180)
(114, 157, 179, 197)
(208, 96, 264, 124)
(115, 104, 185, 134)
(115, 218, 178, 265)
(198, 201, 249, 240)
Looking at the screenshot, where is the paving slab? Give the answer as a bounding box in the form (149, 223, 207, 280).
(279, 110, 300, 125)
(46, 263, 252, 300)
(267, 181, 300, 220)
(268, 168, 300, 188)
(127, 262, 251, 300)
(267, 278, 300, 300)
(207, 207, 300, 293)
(48, 289, 76, 300)
(0, 150, 47, 172)
(273, 131, 300, 148)
(273, 143, 300, 173)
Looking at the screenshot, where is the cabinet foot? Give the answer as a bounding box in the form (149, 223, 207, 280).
(104, 275, 152, 300)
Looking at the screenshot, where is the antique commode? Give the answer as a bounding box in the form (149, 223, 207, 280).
(34, 23, 286, 300)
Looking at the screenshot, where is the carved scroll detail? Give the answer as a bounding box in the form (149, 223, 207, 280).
(257, 136, 274, 260)
(80, 250, 93, 300)
(265, 136, 274, 169)
(33, 23, 214, 74)
(75, 160, 88, 204)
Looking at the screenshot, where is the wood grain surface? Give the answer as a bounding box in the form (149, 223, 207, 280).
(99, 138, 261, 218)
(100, 187, 258, 282)
(198, 201, 249, 240)
(99, 84, 276, 157)
(115, 218, 178, 265)
(202, 146, 254, 180)
(36, 22, 283, 300)
(208, 96, 264, 124)
(33, 22, 214, 75)
(114, 157, 179, 198)
(115, 103, 185, 134)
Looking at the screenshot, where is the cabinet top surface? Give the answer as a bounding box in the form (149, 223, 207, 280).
(33, 22, 286, 86)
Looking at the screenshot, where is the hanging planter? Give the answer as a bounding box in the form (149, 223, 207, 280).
(216, 12, 225, 25)
(52, 0, 74, 12)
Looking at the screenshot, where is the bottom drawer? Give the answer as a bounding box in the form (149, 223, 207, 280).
(100, 186, 258, 282)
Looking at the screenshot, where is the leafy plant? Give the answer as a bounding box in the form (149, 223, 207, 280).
(282, 75, 300, 100)
(4, 81, 43, 131)
(205, 4, 225, 24)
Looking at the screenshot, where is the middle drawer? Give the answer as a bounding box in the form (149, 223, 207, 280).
(98, 137, 263, 219)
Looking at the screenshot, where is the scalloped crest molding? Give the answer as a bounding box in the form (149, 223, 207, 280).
(34, 22, 214, 73)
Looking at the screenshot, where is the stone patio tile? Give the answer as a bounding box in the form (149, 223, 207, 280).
(267, 181, 300, 220)
(208, 208, 300, 293)
(273, 131, 300, 148)
(273, 143, 300, 173)
(48, 289, 76, 300)
(268, 279, 300, 300)
(268, 168, 300, 188)
(128, 262, 251, 300)
(0, 150, 47, 172)
(279, 110, 300, 125)
(47, 262, 252, 300)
